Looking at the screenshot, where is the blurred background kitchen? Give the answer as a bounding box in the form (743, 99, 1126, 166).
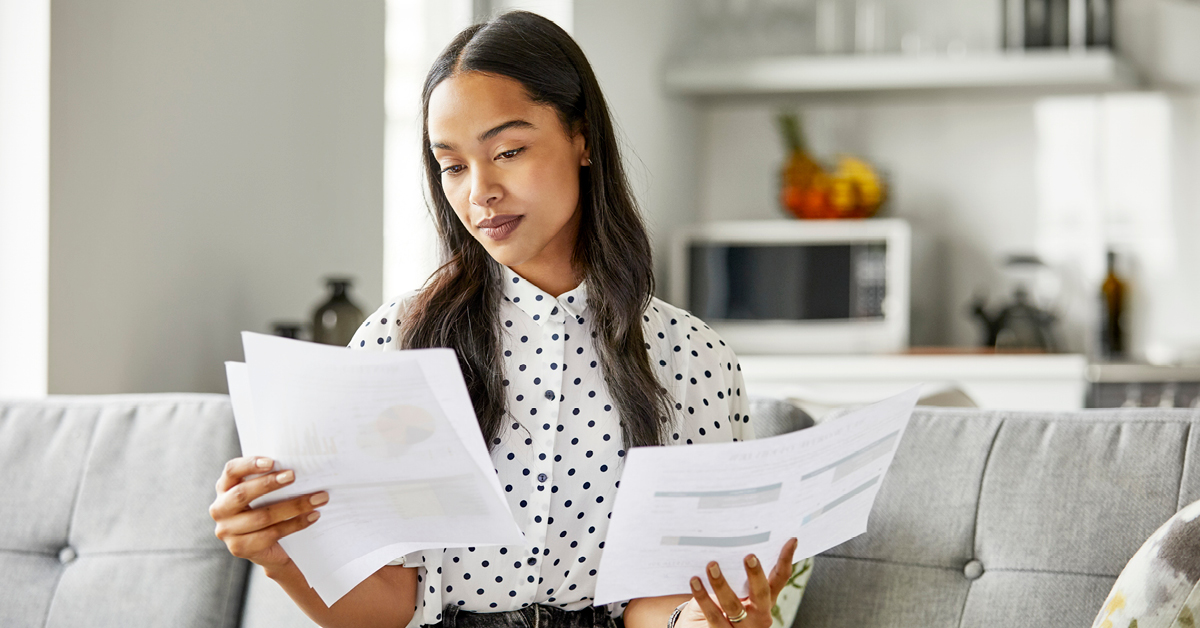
(2, 0, 1199, 410)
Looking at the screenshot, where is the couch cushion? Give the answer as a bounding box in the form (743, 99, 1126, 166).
(241, 565, 323, 628)
(748, 395, 815, 439)
(0, 394, 249, 628)
(795, 407, 1200, 628)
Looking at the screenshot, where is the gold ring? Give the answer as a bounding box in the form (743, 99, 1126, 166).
(728, 608, 748, 623)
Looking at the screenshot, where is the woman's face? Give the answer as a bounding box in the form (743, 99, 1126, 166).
(428, 72, 589, 275)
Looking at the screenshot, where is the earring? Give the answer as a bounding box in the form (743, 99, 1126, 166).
(586, 158, 592, 166)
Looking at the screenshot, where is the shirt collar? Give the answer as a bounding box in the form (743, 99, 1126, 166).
(501, 264, 589, 326)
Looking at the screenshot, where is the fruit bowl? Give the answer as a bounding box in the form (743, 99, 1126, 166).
(777, 113, 888, 220)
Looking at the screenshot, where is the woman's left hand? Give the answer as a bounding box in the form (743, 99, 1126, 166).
(675, 537, 799, 628)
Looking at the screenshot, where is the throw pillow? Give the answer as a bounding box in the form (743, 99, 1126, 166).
(771, 556, 814, 628)
(1092, 499, 1200, 628)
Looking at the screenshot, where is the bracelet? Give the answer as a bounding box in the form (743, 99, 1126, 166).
(667, 600, 690, 628)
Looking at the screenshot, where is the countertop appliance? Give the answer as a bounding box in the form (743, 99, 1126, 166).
(669, 218, 910, 355)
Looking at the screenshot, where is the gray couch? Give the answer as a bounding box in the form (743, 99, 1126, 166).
(2, 393, 1196, 628)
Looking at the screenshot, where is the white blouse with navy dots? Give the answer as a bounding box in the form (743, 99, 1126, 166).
(349, 263, 753, 628)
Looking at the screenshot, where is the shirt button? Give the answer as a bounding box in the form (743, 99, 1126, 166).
(544, 390, 555, 400)
(527, 557, 537, 566)
(537, 473, 548, 482)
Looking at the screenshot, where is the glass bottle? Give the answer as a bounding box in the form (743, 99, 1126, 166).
(1086, 0, 1112, 48)
(1024, 0, 1050, 47)
(1047, 0, 1069, 47)
(311, 277, 366, 347)
(1099, 250, 1127, 360)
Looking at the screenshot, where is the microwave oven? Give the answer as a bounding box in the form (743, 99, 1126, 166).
(668, 219, 911, 355)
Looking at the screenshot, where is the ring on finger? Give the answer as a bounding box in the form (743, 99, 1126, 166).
(728, 607, 748, 623)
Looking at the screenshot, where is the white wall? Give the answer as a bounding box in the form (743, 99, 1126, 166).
(49, 0, 385, 394)
(572, 0, 701, 300)
(0, 0, 49, 397)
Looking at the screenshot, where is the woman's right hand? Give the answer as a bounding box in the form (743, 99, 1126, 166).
(209, 456, 329, 571)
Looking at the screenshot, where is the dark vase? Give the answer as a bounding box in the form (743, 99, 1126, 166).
(311, 277, 366, 346)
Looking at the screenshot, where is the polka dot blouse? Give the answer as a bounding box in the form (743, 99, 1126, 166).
(348, 263, 753, 628)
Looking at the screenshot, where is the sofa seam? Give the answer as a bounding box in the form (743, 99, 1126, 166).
(190, 397, 248, 628)
(39, 405, 103, 628)
(1177, 422, 1193, 512)
(217, 555, 249, 628)
(816, 554, 1118, 580)
(3, 393, 230, 408)
(0, 547, 232, 557)
(968, 418, 1004, 558)
(980, 566, 1117, 579)
(956, 416, 1004, 628)
(815, 554, 958, 572)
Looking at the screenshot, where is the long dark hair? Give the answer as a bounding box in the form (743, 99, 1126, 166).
(400, 10, 674, 452)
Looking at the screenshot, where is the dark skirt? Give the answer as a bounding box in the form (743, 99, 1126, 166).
(425, 603, 622, 628)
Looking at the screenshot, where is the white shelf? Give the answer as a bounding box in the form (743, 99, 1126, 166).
(664, 49, 1137, 96)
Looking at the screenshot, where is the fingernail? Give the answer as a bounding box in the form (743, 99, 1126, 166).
(310, 492, 328, 506)
(747, 554, 759, 568)
(708, 563, 721, 578)
(256, 457, 273, 469)
(307, 511, 320, 523)
(691, 577, 703, 591)
(276, 470, 294, 484)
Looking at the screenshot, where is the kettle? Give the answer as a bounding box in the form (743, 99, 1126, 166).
(972, 286, 1060, 352)
(970, 255, 1061, 352)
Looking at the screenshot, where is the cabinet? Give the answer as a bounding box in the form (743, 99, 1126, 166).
(739, 353, 1088, 413)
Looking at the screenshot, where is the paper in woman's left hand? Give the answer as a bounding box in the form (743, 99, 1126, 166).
(593, 386, 921, 606)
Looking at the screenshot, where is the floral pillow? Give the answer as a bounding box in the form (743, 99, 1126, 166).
(771, 556, 814, 628)
(1093, 499, 1200, 628)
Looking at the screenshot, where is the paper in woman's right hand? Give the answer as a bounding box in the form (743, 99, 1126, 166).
(225, 332, 524, 607)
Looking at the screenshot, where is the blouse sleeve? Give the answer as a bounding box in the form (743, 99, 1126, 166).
(348, 289, 419, 352)
(659, 308, 755, 446)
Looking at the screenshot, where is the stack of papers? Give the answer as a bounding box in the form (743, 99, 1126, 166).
(226, 330, 920, 609)
(225, 332, 524, 606)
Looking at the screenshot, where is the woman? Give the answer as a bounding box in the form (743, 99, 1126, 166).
(209, 10, 798, 628)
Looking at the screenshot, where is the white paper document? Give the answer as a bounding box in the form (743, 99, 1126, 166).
(225, 332, 524, 606)
(593, 386, 921, 606)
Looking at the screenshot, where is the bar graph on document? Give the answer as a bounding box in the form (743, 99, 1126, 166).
(798, 430, 898, 526)
(657, 483, 782, 547)
(278, 421, 340, 477)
